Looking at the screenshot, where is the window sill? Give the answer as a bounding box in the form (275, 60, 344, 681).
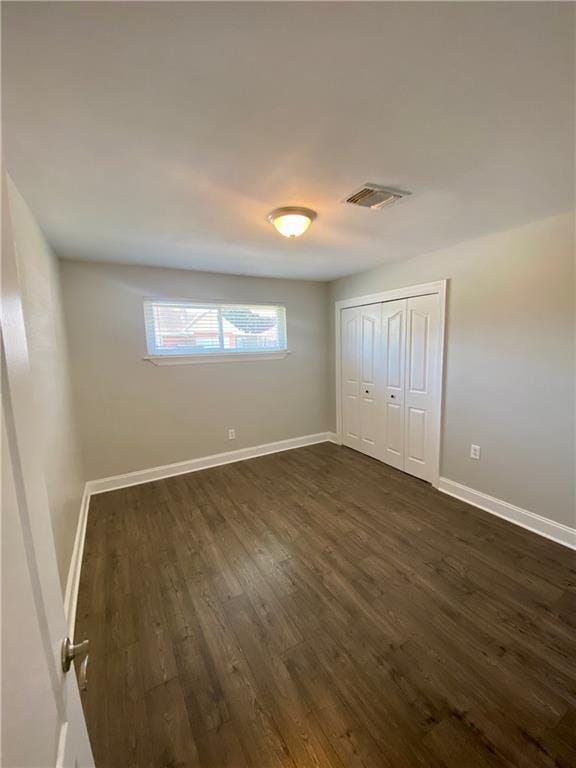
(143, 351, 291, 366)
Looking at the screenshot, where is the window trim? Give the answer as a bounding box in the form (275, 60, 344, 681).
(142, 297, 289, 362)
(143, 350, 291, 366)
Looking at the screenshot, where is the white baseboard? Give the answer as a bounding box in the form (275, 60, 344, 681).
(63, 485, 91, 637)
(438, 477, 576, 550)
(86, 431, 338, 496)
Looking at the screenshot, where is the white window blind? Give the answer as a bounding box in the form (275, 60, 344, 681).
(143, 299, 288, 357)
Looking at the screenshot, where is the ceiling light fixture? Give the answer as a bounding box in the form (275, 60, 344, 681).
(267, 206, 317, 238)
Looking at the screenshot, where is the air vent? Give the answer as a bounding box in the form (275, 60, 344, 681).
(344, 184, 410, 210)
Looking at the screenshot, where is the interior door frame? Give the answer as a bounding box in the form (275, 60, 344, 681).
(334, 280, 447, 488)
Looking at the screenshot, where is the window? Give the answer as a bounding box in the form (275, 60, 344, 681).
(143, 299, 288, 359)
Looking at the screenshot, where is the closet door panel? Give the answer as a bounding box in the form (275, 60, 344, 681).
(407, 310, 429, 393)
(340, 304, 383, 459)
(406, 407, 426, 463)
(384, 401, 403, 459)
(358, 305, 382, 457)
(404, 294, 440, 482)
(381, 299, 407, 471)
(341, 307, 361, 449)
(386, 309, 404, 390)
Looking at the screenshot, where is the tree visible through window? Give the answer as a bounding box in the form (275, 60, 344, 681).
(144, 299, 287, 356)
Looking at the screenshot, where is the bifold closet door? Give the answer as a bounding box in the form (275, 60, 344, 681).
(381, 293, 440, 482)
(403, 293, 441, 482)
(341, 293, 440, 482)
(381, 299, 407, 472)
(341, 304, 382, 459)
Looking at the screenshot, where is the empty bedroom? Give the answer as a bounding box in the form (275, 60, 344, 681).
(1, 2, 575, 767)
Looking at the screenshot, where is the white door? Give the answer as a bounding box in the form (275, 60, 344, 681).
(340, 304, 382, 459)
(403, 293, 441, 482)
(380, 293, 441, 482)
(1, 176, 94, 768)
(340, 292, 442, 484)
(381, 299, 407, 472)
(341, 307, 361, 450)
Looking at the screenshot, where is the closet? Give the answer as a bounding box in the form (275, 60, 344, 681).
(340, 291, 442, 484)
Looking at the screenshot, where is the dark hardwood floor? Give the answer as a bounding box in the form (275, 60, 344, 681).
(75, 443, 576, 768)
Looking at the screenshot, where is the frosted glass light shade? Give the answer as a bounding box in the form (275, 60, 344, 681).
(267, 207, 317, 238)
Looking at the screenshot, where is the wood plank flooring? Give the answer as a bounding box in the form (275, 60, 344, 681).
(75, 443, 576, 768)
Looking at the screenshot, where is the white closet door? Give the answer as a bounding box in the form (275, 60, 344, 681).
(381, 299, 407, 471)
(358, 304, 382, 457)
(341, 307, 361, 450)
(340, 291, 442, 483)
(404, 293, 440, 482)
(341, 304, 382, 459)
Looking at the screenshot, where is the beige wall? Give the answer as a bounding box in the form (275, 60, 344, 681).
(7, 180, 86, 590)
(330, 213, 575, 528)
(60, 261, 330, 479)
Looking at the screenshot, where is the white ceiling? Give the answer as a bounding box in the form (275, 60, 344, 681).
(3, 2, 574, 280)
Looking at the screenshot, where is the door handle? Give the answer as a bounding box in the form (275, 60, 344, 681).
(61, 637, 89, 673)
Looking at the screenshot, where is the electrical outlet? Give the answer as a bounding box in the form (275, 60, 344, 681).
(470, 444, 481, 460)
(228, 429, 236, 440)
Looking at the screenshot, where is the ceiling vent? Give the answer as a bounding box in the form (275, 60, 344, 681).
(344, 184, 410, 210)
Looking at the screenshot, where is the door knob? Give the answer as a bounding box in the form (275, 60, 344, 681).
(61, 637, 89, 673)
